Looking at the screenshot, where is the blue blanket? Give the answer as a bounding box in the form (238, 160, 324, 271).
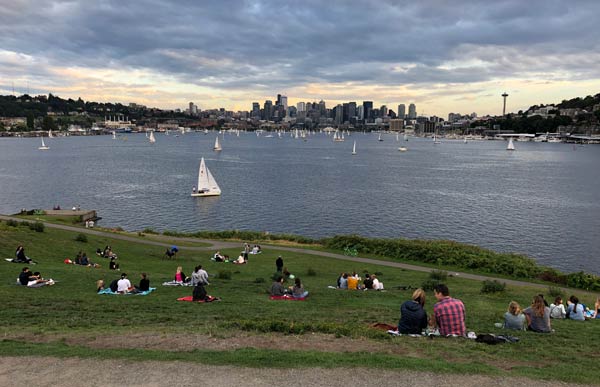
(98, 287, 156, 295)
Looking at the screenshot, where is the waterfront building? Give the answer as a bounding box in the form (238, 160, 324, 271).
(252, 102, 260, 118)
(363, 101, 373, 122)
(297, 102, 306, 112)
(264, 100, 273, 120)
(390, 119, 404, 131)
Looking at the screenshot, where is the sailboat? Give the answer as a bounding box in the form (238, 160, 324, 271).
(396, 133, 399, 142)
(378, 133, 383, 141)
(38, 136, 49, 150)
(48, 130, 54, 138)
(433, 133, 441, 144)
(352, 141, 357, 155)
(112, 131, 116, 139)
(507, 137, 515, 151)
(404, 133, 408, 141)
(213, 136, 222, 151)
(191, 157, 221, 197)
(149, 131, 156, 144)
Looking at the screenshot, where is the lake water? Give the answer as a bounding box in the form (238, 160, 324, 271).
(1, 132, 599, 274)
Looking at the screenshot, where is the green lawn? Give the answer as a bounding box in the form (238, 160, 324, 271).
(1, 221, 599, 383)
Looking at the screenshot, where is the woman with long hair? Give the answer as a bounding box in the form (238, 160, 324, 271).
(398, 288, 428, 334)
(523, 295, 551, 332)
(567, 295, 585, 321)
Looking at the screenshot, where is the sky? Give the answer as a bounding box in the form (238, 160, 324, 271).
(1, 0, 599, 117)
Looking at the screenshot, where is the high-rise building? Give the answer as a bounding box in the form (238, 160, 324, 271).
(363, 101, 373, 121)
(334, 104, 343, 125)
(398, 104, 406, 119)
(280, 95, 288, 110)
(252, 102, 260, 118)
(297, 102, 306, 112)
(380, 105, 388, 117)
(348, 102, 356, 120)
(264, 100, 273, 120)
(188, 102, 198, 116)
(357, 105, 364, 120)
(408, 103, 417, 119)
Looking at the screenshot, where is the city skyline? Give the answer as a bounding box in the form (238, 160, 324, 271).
(1, 1, 599, 117)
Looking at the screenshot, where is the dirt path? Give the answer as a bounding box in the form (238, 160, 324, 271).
(0, 356, 577, 387)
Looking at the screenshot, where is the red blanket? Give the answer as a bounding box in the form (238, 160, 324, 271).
(269, 295, 306, 301)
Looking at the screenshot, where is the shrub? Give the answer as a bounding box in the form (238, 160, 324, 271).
(217, 270, 232, 280)
(481, 280, 506, 294)
(548, 286, 564, 298)
(75, 233, 88, 243)
(142, 227, 159, 235)
(254, 277, 265, 284)
(6, 219, 18, 227)
(29, 221, 45, 233)
(429, 270, 448, 281)
(421, 279, 440, 291)
(307, 268, 317, 277)
(19, 221, 31, 228)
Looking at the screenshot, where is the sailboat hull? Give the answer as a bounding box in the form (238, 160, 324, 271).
(191, 191, 221, 197)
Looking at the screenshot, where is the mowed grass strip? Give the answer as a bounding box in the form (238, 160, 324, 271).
(1, 222, 599, 383)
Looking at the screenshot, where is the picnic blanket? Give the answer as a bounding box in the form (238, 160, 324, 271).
(162, 281, 192, 286)
(98, 287, 156, 295)
(269, 295, 306, 301)
(177, 295, 220, 303)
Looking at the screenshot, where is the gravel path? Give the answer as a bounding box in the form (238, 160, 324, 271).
(0, 356, 578, 387)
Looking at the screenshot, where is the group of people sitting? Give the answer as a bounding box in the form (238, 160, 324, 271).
(96, 246, 118, 259)
(503, 294, 600, 333)
(270, 275, 309, 299)
(98, 272, 150, 294)
(69, 251, 100, 268)
(18, 267, 54, 288)
(337, 272, 384, 290)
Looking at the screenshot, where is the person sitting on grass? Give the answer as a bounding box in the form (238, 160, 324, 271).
(174, 266, 189, 284)
(96, 279, 105, 293)
(567, 295, 585, 321)
(109, 257, 119, 271)
(504, 301, 526, 330)
(80, 252, 100, 268)
(213, 251, 225, 262)
(371, 275, 384, 290)
(398, 288, 428, 334)
(338, 273, 348, 289)
(271, 276, 288, 296)
(594, 297, 600, 319)
(190, 265, 209, 287)
(549, 296, 566, 319)
(15, 245, 33, 264)
(290, 277, 309, 298)
(27, 271, 54, 288)
(363, 273, 373, 290)
(523, 295, 552, 333)
(192, 283, 220, 302)
(18, 267, 32, 286)
(433, 284, 466, 337)
(117, 273, 133, 294)
(133, 273, 150, 293)
(347, 274, 359, 290)
(233, 254, 246, 264)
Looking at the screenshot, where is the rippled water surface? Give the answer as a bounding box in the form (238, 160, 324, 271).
(1, 133, 599, 273)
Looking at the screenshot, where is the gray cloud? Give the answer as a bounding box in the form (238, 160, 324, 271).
(1, 0, 600, 96)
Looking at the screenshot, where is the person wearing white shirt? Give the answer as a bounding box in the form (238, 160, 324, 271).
(117, 273, 132, 293)
(549, 296, 566, 319)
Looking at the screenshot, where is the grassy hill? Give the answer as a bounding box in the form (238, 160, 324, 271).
(1, 220, 599, 384)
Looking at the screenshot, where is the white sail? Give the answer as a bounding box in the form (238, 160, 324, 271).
(48, 130, 54, 138)
(149, 131, 156, 143)
(352, 141, 356, 155)
(396, 133, 399, 142)
(214, 136, 222, 151)
(191, 157, 221, 197)
(378, 133, 383, 141)
(112, 131, 116, 139)
(38, 136, 49, 150)
(507, 137, 515, 151)
(404, 134, 408, 141)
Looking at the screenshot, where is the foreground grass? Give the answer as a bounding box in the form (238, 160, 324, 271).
(1, 222, 599, 383)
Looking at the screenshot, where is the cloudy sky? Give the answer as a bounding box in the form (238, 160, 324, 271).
(1, 0, 599, 116)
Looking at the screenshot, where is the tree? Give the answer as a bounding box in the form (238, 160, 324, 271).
(42, 116, 57, 131)
(26, 112, 34, 130)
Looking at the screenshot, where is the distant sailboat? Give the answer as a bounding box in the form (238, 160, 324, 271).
(191, 157, 221, 197)
(433, 133, 441, 144)
(352, 141, 357, 155)
(38, 136, 49, 150)
(213, 136, 222, 151)
(378, 133, 383, 141)
(149, 131, 156, 144)
(507, 137, 515, 151)
(48, 130, 54, 138)
(396, 133, 399, 142)
(404, 133, 408, 141)
(112, 131, 116, 139)
(398, 146, 407, 152)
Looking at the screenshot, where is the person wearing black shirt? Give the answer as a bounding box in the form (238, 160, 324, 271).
(18, 267, 32, 285)
(136, 273, 150, 292)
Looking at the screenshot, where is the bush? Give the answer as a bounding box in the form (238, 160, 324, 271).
(6, 219, 18, 227)
(307, 268, 317, 277)
(548, 286, 564, 298)
(217, 270, 232, 280)
(421, 279, 440, 291)
(429, 270, 448, 281)
(75, 233, 88, 243)
(29, 221, 45, 233)
(481, 280, 506, 294)
(142, 227, 159, 235)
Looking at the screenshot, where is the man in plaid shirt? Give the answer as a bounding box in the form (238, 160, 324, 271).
(433, 284, 466, 336)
